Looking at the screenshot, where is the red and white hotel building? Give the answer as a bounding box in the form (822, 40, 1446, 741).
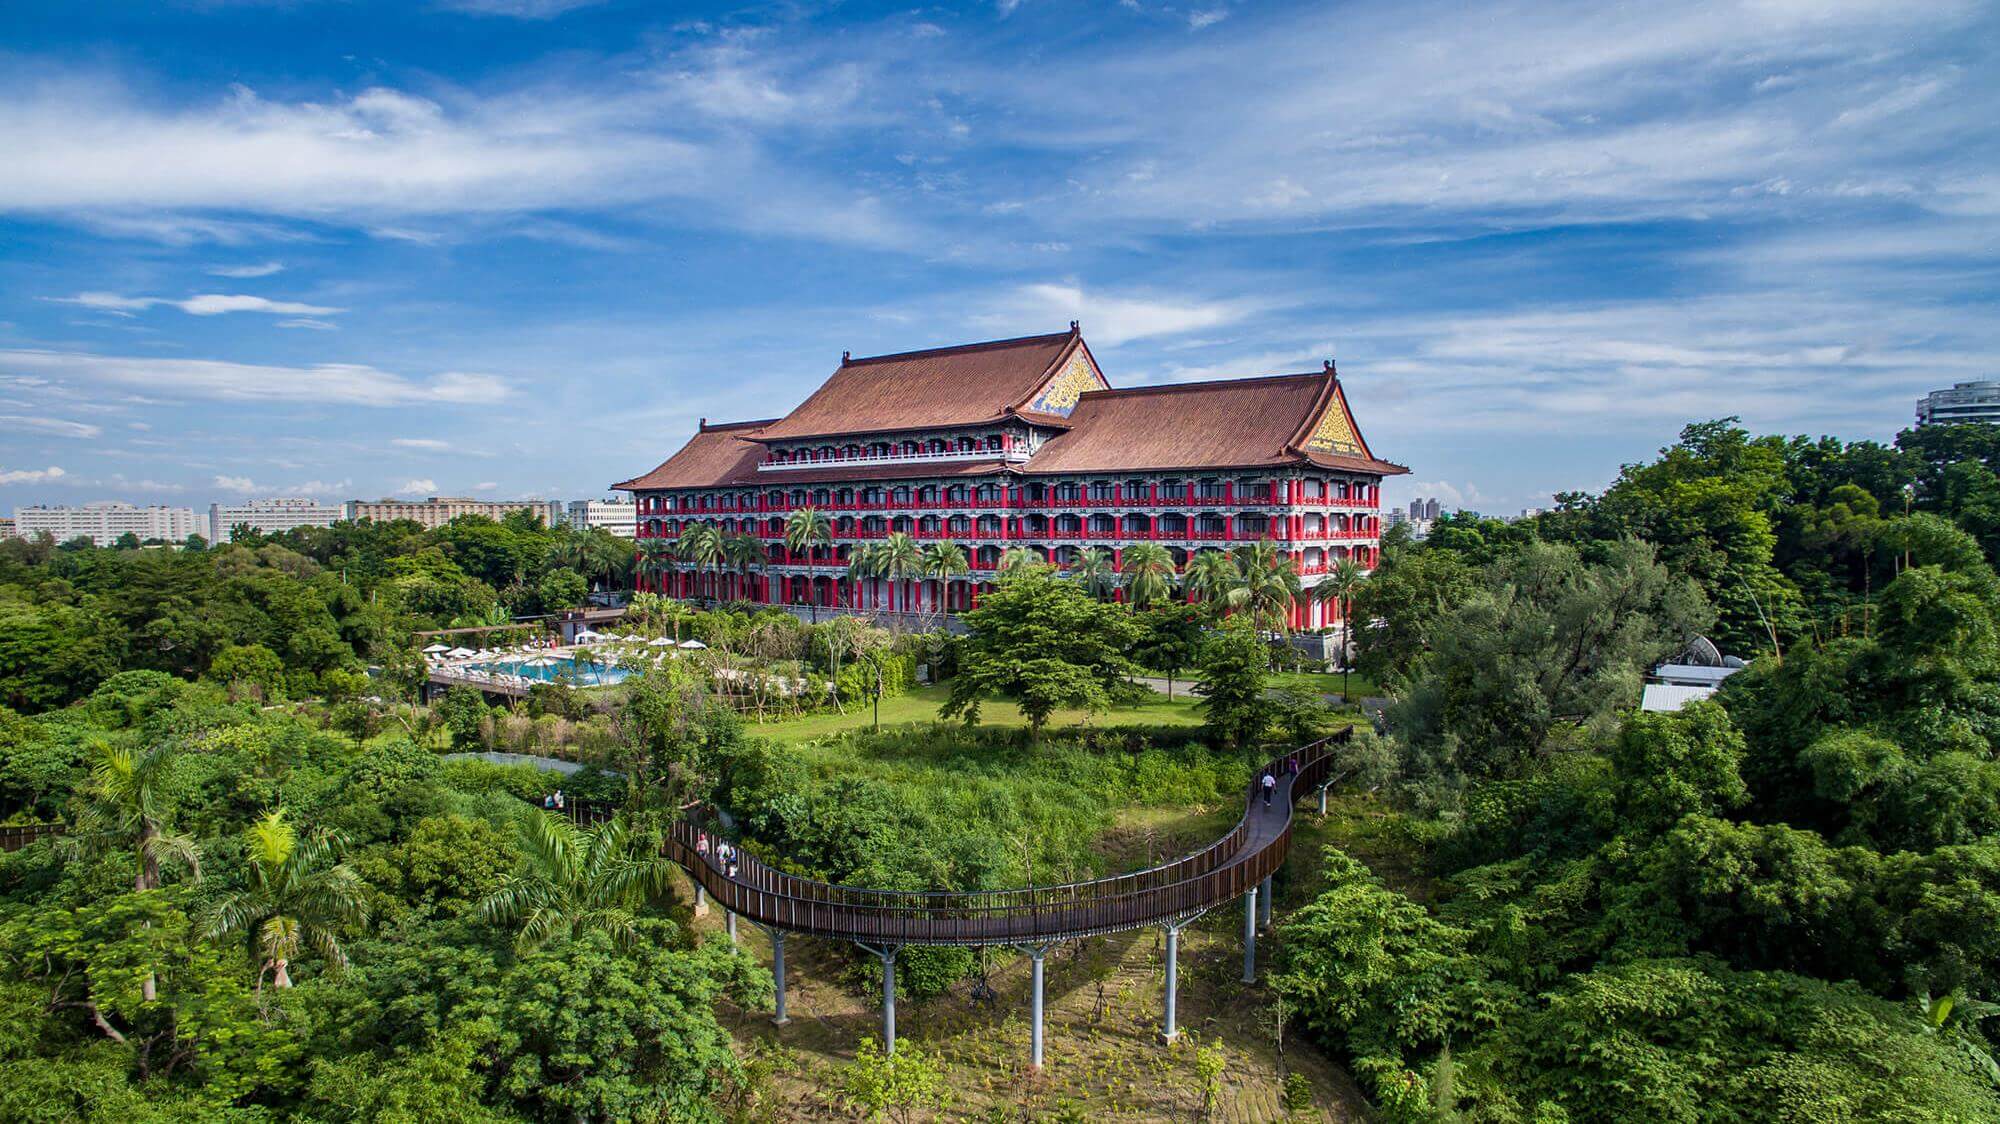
(615, 326, 1406, 631)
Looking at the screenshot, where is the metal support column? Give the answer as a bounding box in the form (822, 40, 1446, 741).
(1242, 887, 1258, 983)
(1319, 783, 1328, 816)
(1030, 947, 1048, 1070)
(1162, 924, 1183, 1043)
(693, 883, 708, 917)
(726, 910, 738, 946)
(768, 928, 790, 1026)
(1259, 874, 1274, 930)
(858, 944, 901, 1054)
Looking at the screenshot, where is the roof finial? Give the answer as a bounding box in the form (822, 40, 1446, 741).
(1069, 320, 1080, 332)
(1323, 359, 1337, 377)
(699, 417, 709, 431)
(842, 350, 851, 363)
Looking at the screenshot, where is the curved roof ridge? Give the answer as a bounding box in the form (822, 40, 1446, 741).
(844, 327, 1076, 366)
(1079, 369, 1327, 400)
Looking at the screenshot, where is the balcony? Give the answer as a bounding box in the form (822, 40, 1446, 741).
(759, 446, 1031, 473)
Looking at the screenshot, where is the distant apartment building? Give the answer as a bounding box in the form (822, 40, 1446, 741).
(344, 496, 563, 530)
(0, 517, 14, 540)
(209, 497, 344, 544)
(1407, 497, 1442, 521)
(14, 502, 200, 546)
(1917, 381, 2000, 426)
(566, 499, 637, 538)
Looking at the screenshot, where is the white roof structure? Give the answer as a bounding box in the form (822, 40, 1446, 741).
(1641, 683, 1718, 712)
(422, 643, 450, 654)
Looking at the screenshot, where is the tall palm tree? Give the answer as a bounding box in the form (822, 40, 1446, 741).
(1229, 539, 1303, 635)
(1313, 558, 1368, 699)
(997, 546, 1043, 579)
(584, 530, 633, 590)
(1120, 542, 1179, 608)
(627, 591, 665, 632)
(1183, 549, 1241, 606)
(676, 522, 723, 602)
(785, 507, 834, 621)
(918, 541, 969, 621)
(1067, 547, 1118, 601)
(478, 810, 677, 953)
(874, 532, 924, 615)
(68, 740, 200, 895)
(720, 531, 764, 603)
(636, 537, 678, 596)
(204, 809, 367, 989)
(844, 542, 879, 616)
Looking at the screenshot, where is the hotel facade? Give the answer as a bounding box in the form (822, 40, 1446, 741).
(614, 327, 1406, 631)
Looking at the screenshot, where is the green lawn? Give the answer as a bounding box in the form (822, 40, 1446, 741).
(750, 682, 1206, 742)
(1270, 668, 1381, 698)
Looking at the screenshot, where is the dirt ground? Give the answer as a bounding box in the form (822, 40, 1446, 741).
(689, 854, 1371, 1123)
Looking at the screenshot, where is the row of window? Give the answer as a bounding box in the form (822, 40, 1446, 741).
(645, 512, 1380, 537)
(640, 477, 1378, 514)
(766, 431, 1017, 464)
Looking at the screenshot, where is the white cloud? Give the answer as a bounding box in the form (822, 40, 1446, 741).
(212, 474, 352, 496)
(276, 318, 338, 331)
(49, 292, 342, 317)
(0, 465, 66, 485)
(976, 282, 1261, 347)
(207, 261, 284, 278)
(391, 438, 452, 450)
(433, 0, 603, 17)
(470, 481, 499, 491)
(0, 350, 513, 407)
(0, 414, 103, 439)
(1189, 8, 1229, 30)
(395, 478, 439, 495)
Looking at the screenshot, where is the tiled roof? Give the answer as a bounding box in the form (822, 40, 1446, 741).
(611, 419, 773, 490)
(751, 330, 1081, 441)
(1021, 370, 1407, 476)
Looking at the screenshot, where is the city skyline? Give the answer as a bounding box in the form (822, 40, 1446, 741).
(2, 0, 1995, 518)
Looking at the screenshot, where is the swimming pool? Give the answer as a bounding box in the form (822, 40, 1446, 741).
(470, 655, 632, 687)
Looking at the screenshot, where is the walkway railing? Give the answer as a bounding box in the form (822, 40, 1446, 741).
(663, 731, 1348, 945)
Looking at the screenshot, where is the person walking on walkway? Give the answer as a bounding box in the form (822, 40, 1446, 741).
(1262, 771, 1277, 808)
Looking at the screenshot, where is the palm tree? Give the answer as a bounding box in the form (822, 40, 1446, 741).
(1313, 558, 1368, 700)
(721, 531, 764, 603)
(845, 542, 878, 615)
(1067, 547, 1118, 601)
(997, 546, 1043, 579)
(676, 522, 723, 602)
(874, 532, 924, 616)
(918, 541, 969, 621)
(636, 537, 678, 596)
(68, 740, 200, 895)
(1183, 549, 1241, 606)
(1120, 542, 1179, 608)
(785, 507, 833, 621)
(627, 591, 666, 632)
(478, 810, 677, 952)
(1229, 539, 1303, 636)
(583, 530, 632, 590)
(204, 809, 367, 989)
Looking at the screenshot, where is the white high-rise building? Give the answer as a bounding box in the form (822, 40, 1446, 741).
(1917, 381, 2000, 426)
(209, 498, 345, 544)
(14, 502, 200, 546)
(566, 499, 637, 538)
(344, 496, 563, 530)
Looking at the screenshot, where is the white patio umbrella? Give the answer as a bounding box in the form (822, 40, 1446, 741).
(446, 647, 476, 659)
(521, 655, 561, 668)
(678, 639, 707, 649)
(421, 643, 450, 654)
(574, 630, 604, 643)
(647, 636, 674, 647)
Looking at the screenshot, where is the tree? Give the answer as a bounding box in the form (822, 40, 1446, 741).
(996, 545, 1042, 578)
(1230, 539, 1304, 635)
(941, 566, 1143, 737)
(206, 641, 287, 701)
(635, 538, 678, 595)
(204, 808, 368, 988)
(1133, 602, 1206, 697)
(1184, 549, 1241, 606)
(675, 522, 723, 601)
(534, 567, 588, 613)
(874, 532, 924, 615)
(68, 739, 200, 895)
(721, 530, 765, 603)
(1609, 701, 1750, 836)
(478, 810, 678, 951)
(785, 507, 832, 618)
(1194, 620, 1275, 753)
(918, 541, 969, 623)
(492, 926, 765, 1123)
(1314, 558, 1367, 699)
(1120, 542, 1179, 608)
(845, 542, 878, 615)
(843, 1035, 948, 1124)
(1067, 546, 1118, 601)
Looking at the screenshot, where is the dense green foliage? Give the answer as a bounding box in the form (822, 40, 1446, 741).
(0, 513, 628, 713)
(0, 673, 759, 1120)
(1276, 419, 2000, 1122)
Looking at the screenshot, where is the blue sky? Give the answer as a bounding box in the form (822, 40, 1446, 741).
(1, 0, 1995, 518)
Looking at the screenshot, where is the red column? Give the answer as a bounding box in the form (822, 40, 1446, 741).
(1224, 515, 1234, 540)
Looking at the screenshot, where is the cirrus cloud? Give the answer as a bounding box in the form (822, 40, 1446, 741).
(0, 349, 512, 406)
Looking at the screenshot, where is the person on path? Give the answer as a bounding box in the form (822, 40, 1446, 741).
(553, 790, 565, 812)
(1262, 771, 1277, 807)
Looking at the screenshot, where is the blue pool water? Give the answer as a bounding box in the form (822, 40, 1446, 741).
(470, 655, 632, 687)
